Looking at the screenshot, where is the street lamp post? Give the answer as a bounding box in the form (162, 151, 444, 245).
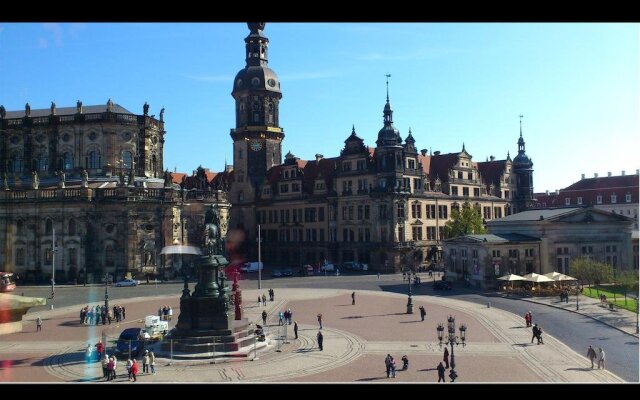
(257, 224, 262, 290)
(576, 283, 580, 311)
(406, 272, 414, 314)
(51, 228, 56, 300)
(104, 272, 110, 310)
(437, 315, 467, 382)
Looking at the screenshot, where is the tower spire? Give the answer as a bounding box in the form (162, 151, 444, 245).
(385, 73, 391, 103)
(519, 114, 524, 138)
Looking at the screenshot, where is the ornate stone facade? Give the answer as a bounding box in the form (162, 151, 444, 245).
(0, 104, 230, 283)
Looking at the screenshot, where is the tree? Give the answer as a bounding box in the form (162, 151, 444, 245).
(617, 270, 639, 306)
(571, 257, 596, 289)
(442, 201, 486, 239)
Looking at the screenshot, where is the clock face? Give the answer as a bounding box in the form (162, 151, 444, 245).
(250, 140, 262, 151)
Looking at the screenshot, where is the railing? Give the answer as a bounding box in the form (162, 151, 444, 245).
(40, 189, 57, 198)
(11, 191, 28, 200)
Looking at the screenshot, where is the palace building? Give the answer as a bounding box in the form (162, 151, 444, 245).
(226, 23, 536, 272)
(0, 101, 229, 283)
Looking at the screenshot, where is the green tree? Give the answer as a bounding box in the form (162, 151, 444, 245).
(571, 257, 596, 289)
(442, 201, 486, 239)
(617, 270, 639, 306)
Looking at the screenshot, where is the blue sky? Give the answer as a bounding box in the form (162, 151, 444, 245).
(0, 23, 637, 192)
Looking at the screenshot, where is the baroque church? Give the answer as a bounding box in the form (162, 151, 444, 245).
(225, 23, 535, 272)
(0, 100, 230, 283)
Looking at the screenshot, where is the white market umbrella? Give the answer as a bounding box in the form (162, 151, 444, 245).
(543, 272, 578, 282)
(522, 273, 555, 283)
(497, 273, 525, 289)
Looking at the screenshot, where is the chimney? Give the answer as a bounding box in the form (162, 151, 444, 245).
(546, 190, 549, 195)
(622, 170, 625, 176)
(608, 172, 612, 177)
(490, 155, 495, 161)
(556, 189, 559, 195)
(315, 153, 324, 162)
(636, 169, 639, 175)
(434, 151, 441, 156)
(581, 174, 585, 180)
(420, 149, 427, 156)
(594, 173, 598, 178)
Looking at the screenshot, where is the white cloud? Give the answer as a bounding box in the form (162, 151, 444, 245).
(43, 23, 63, 46)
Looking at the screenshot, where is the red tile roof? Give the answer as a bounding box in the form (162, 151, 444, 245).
(558, 175, 639, 206)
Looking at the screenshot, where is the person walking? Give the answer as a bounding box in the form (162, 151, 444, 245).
(317, 313, 323, 329)
(587, 345, 597, 369)
(143, 350, 150, 373)
(294, 321, 298, 339)
(419, 306, 426, 321)
(262, 310, 268, 325)
(262, 294, 267, 306)
(524, 312, 530, 327)
(390, 356, 396, 378)
(36, 316, 42, 332)
(351, 291, 356, 305)
(401, 355, 409, 370)
(437, 362, 446, 382)
(537, 325, 544, 344)
(102, 354, 110, 380)
(96, 340, 104, 361)
(384, 354, 392, 378)
(131, 359, 139, 382)
(443, 347, 450, 369)
(258, 295, 261, 305)
(377, 272, 381, 280)
(531, 324, 540, 344)
(126, 358, 133, 381)
(149, 351, 156, 374)
(597, 348, 606, 370)
(317, 331, 324, 351)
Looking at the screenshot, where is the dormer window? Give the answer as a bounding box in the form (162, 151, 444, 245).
(611, 194, 617, 204)
(457, 171, 463, 180)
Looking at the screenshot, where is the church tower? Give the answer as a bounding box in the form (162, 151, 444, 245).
(513, 116, 534, 212)
(229, 22, 284, 230)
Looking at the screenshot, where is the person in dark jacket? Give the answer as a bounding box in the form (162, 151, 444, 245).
(317, 331, 323, 351)
(437, 362, 446, 382)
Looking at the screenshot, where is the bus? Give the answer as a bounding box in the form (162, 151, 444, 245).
(0, 272, 17, 292)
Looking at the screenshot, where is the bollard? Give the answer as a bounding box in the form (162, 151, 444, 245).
(50, 305, 54, 310)
(487, 302, 491, 308)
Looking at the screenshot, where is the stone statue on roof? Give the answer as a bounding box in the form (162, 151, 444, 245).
(81, 169, 89, 188)
(107, 99, 114, 112)
(31, 171, 39, 189)
(143, 102, 149, 116)
(25, 103, 31, 117)
(51, 101, 56, 115)
(56, 170, 66, 188)
(164, 170, 173, 187)
(3, 172, 9, 190)
(160, 107, 165, 122)
(0, 105, 6, 119)
(76, 100, 83, 114)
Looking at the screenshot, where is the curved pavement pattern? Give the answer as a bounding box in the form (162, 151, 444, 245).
(5, 288, 625, 383)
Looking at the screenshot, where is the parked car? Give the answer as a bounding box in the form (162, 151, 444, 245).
(321, 263, 335, 272)
(282, 269, 294, 277)
(115, 278, 139, 287)
(115, 327, 145, 357)
(434, 280, 452, 290)
(271, 270, 283, 278)
(342, 262, 356, 270)
(241, 262, 264, 273)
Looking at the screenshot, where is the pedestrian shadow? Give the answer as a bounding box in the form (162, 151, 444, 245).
(399, 320, 421, 324)
(294, 348, 320, 353)
(565, 367, 593, 372)
(509, 326, 528, 329)
(341, 312, 407, 320)
(419, 368, 437, 372)
(335, 304, 355, 307)
(513, 343, 534, 347)
(356, 376, 388, 381)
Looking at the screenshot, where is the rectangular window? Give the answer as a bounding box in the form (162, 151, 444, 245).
(611, 194, 617, 204)
(408, 159, 416, 169)
(463, 187, 469, 196)
(426, 205, 435, 219)
(348, 206, 354, 220)
(342, 161, 352, 172)
(494, 207, 502, 219)
(342, 206, 348, 220)
(577, 197, 583, 205)
(452, 186, 458, 196)
(357, 160, 365, 171)
(492, 250, 501, 258)
(597, 195, 602, 204)
(358, 228, 364, 242)
(318, 207, 325, 222)
(565, 197, 571, 206)
(473, 188, 480, 197)
(45, 247, 53, 265)
(472, 249, 478, 258)
(468, 172, 473, 180)
(358, 205, 364, 220)
(379, 205, 387, 219)
(626, 194, 632, 203)
(483, 207, 491, 219)
(438, 205, 448, 219)
(365, 228, 371, 242)
(427, 227, 436, 240)
(292, 183, 300, 192)
(397, 203, 405, 218)
(458, 171, 463, 180)
(398, 226, 405, 242)
(364, 205, 370, 220)
(412, 226, 422, 241)
(69, 248, 77, 266)
(280, 184, 289, 193)
(438, 227, 444, 240)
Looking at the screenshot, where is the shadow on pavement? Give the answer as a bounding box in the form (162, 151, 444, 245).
(564, 367, 593, 372)
(341, 312, 406, 320)
(356, 376, 388, 382)
(399, 320, 422, 324)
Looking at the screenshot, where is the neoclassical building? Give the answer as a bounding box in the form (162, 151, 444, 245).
(0, 101, 229, 283)
(227, 23, 536, 272)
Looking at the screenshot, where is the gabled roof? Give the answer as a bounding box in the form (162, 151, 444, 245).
(427, 152, 459, 183)
(477, 160, 507, 187)
(4, 104, 133, 118)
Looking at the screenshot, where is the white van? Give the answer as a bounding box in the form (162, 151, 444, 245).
(321, 263, 335, 272)
(241, 262, 264, 273)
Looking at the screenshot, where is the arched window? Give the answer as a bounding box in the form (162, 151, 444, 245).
(16, 219, 25, 236)
(10, 153, 23, 173)
(87, 151, 101, 169)
(37, 154, 48, 171)
(45, 219, 53, 235)
(63, 152, 74, 170)
(68, 218, 76, 236)
(122, 151, 133, 169)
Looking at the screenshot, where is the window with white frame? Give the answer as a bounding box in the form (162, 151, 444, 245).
(577, 197, 582, 205)
(611, 194, 617, 203)
(565, 197, 570, 205)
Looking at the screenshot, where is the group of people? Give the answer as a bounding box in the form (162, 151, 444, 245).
(383, 354, 411, 378)
(158, 306, 173, 321)
(559, 289, 570, 303)
(586, 345, 606, 369)
(79, 304, 125, 326)
(278, 309, 294, 325)
(99, 349, 156, 382)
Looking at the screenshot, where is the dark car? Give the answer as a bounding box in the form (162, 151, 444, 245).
(282, 269, 294, 277)
(434, 281, 452, 290)
(271, 270, 282, 278)
(115, 327, 145, 358)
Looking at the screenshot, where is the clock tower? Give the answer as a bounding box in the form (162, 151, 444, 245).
(230, 22, 284, 230)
